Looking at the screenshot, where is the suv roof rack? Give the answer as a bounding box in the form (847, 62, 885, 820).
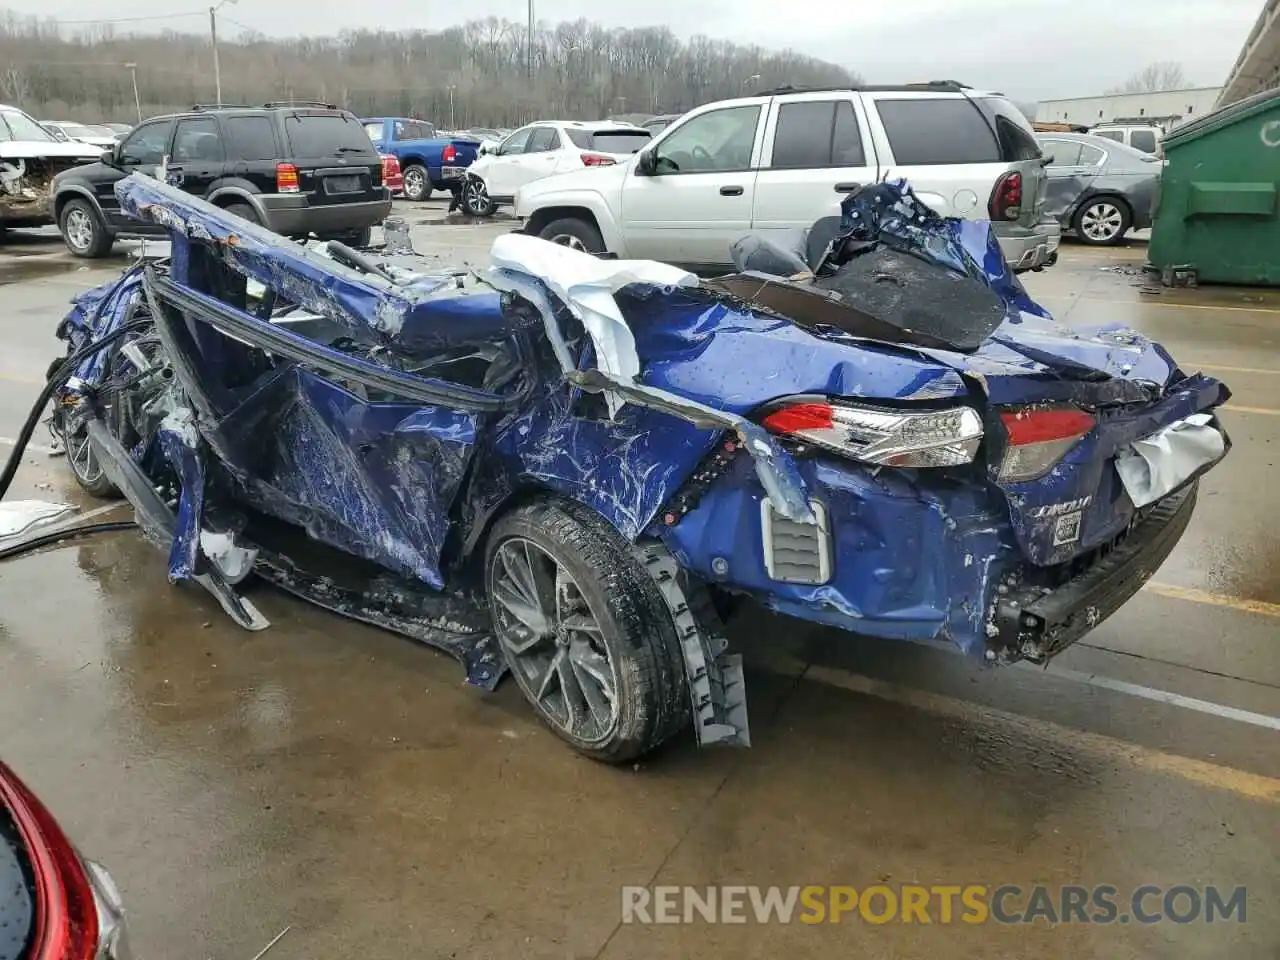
(190, 103, 255, 111)
(264, 99, 339, 109)
(754, 80, 973, 97)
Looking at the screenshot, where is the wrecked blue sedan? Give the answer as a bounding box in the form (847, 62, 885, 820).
(48, 174, 1230, 761)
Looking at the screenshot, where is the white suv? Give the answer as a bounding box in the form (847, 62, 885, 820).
(513, 83, 1061, 272)
(462, 121, 652, 216)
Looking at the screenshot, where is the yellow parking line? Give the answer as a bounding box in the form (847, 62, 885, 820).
(1144, 582, 1280, 619)
(1222, 404, 1280, 416)
(806, 666, 1280, 803)
(1120, 297, 1280, 315)
(1189, 363, 1280, 375)
(1037, 293, 1280, 315)
(0, 372, 44, 387)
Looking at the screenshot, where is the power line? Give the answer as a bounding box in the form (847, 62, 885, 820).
(40, 10, 205, 26)
(218, 15, 258, 35)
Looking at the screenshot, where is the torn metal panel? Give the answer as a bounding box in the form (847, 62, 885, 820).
(156, 408, 206, 581)
(83, 418, 268, 631)
(0, 158, 56, 223)
(118, 174, 454, 342)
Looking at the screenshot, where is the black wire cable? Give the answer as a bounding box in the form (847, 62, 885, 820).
(0, 521, 138, 562)
(0, 318, 152, 501)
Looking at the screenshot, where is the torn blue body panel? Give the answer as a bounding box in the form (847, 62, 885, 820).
(658, 452, 1012, 654)
(54, 172, 1230, 701)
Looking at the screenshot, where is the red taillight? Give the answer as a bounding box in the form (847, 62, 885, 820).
(442, 144, 457, 163)
(763, 399, 983, 468)
(988, 171, 1022, 221)
(762, 402, 834, 433)
(581, 153, 617, 167)
(997, 407, 1095, 481)
(275, 162, 299, 194)
(0, 762, 98, 959)
(381, 154, 401, 179)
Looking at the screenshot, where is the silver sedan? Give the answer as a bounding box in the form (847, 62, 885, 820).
(1036, 132, 1163, 245)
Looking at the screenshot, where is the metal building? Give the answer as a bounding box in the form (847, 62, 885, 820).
(1035, 87, 1223, 131)
(1219, 0, 1280, 105)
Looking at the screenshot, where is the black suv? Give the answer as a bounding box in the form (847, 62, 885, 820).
(52, 102, 392, 257)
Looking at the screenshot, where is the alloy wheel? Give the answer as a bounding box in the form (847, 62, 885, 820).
(464, 180, 490, 215)
(1080, 202, 1124, 242)
(64, 426, 105, 487)
(549, 233, 588, 252)
(403, 166, 427, 200)
(490, 537, 619, 744)
(65, 208, 94, 253)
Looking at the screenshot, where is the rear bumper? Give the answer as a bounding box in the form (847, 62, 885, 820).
(659, 449, 1199, 665)
(996, 483, 1198, 662)
(258, 191, 392, 236)
(995, 216, 1062, 272)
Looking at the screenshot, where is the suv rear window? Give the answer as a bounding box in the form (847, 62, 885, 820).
(875, 98, 1000, 165)
(283, 113, 377, 158)
(1129, 129, 1158, 153)
(565, 129, 651, 154)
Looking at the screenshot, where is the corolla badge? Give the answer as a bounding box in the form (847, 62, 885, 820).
(1030, 496, 1092, 519)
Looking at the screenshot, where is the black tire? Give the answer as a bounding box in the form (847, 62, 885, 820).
(402, 164, 432, 202)
(485, 498, 689, 763)
(49, 355, 119, 499)
(462, 178, 497, 217)
(537, 216, 605, 255)
(224, 202, 261, 226)
(59, 198, 113, 259)
(1072, 196, 1131, 246)
(62, 428, 120, 498)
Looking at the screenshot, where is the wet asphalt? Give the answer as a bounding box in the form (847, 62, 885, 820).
(0, 203, 1277, 959)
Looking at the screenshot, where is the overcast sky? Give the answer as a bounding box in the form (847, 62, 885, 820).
(3, 0, 1264, 102)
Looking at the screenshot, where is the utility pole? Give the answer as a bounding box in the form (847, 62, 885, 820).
(124, 62, 142, 123)
(526, 0, 533, 79)
(448, 85, 457, 129)
(209, 0, 237, 107)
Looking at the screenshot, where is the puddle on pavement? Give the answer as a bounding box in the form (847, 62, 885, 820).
(0, 258, 95, 285)
(412, 213, 517, 227)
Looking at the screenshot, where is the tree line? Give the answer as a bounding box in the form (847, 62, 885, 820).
(0, 9, 861, 127)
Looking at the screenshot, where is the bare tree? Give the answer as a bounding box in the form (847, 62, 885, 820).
(0, 9, 862, 126)
(1107, 61, 1188, 95)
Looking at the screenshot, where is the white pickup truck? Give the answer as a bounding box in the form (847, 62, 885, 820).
(513, 82, 1061, 272)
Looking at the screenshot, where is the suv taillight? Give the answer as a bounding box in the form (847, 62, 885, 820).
(442, 144, 457, 163)
(275, 162, 300, 194)
(381, 154, 401, 179)
(988, 171, 1022, 221)
(581, 153, 616, 167)
(996, 407, 1096, 481)
(0, 762, 99, 959)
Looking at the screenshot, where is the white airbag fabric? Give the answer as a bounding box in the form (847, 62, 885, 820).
(1115, 413, 1224, 507)
(489, 234, 697, 412)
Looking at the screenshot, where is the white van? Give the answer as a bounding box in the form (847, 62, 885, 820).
(1088, 124, 1162, 155)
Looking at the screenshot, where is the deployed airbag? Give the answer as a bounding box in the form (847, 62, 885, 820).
(1115, 413, 1226, 507)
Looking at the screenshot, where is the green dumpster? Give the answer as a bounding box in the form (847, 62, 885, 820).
(1149, 87, 1280, 286)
